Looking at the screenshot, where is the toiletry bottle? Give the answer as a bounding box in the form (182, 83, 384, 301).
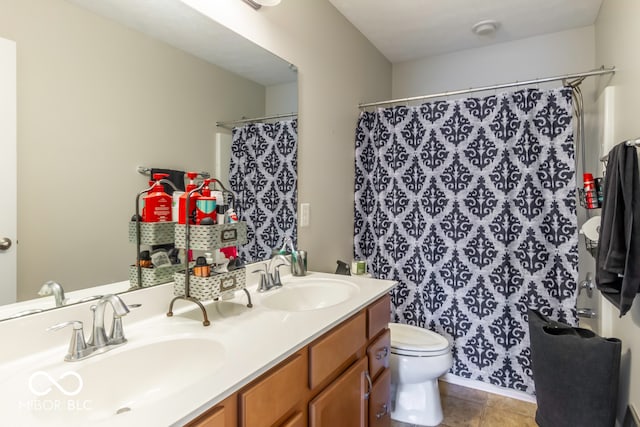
(583, 173, 596, 209)
(196, 179, 217, 224)
(178, 172, 202, 224)
(142, 173, 172, 222)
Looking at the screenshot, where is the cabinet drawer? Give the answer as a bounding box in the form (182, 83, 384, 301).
(309, 311, 366, 390)
(368, 368, 391, 427)
(367, 328, 390, 380)
(239, 351, 307, 427)
(367, 294, 391, 339)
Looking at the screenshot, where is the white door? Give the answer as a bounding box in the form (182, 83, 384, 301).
(0, 37, 17, 304)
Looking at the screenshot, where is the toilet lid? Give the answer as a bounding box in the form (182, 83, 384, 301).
(389, 323, 449, 354)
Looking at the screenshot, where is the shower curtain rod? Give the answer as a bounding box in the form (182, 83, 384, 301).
(216, 112, 297, 129)
(358, 66, 616, 109)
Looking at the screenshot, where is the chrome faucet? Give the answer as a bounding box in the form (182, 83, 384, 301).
(38, 280, 67, 307)
(253, 255, 289, 292)
(88, 294, 131, 348)
(48, 294, 136, 362)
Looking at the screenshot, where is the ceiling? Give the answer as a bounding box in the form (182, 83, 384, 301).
(329, 0, 603, 63)
(66, 0, 296, 86)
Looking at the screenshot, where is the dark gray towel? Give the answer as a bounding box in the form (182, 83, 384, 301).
(596, 142, 640, 315)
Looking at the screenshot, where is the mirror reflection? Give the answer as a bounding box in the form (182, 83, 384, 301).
(0, 0, 297, 319)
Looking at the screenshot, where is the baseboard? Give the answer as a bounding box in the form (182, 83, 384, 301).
(441, 374, 537, 404)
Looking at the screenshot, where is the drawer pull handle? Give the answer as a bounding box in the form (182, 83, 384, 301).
(376, 404, 388, 419)
(376, 346, 389, 360)
(364, 371, 373, 400)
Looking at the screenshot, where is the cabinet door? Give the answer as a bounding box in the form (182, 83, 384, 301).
(188, 393, 237, 427)
(309, 357, 367, 427)
(309, 311, 366, 390)
(279, 411, 304, 427)
(239, 351, 307, 427)
(368, 368, 391, 427)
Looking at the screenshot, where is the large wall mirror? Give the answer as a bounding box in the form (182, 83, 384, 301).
(0, 0, 298, 320)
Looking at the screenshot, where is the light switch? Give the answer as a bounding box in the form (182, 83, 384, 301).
(300, 203, 310, 227)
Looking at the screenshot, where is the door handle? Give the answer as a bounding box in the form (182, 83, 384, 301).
(0, 237, 12, 251)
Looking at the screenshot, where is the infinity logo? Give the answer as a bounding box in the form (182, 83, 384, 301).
(28, 371, 83, 397)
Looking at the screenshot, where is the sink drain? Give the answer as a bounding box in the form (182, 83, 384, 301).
(116, 407, 132, 415)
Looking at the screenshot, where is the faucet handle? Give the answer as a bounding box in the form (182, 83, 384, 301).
(272, 264, 287, 288)
(47, 320, 83, 332)
(109, 303, 141, 345)
(252, 268, 271, 292)
(47, 321, 91, 362)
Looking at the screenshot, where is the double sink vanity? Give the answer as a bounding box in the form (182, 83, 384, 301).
(0, 266, 395, 426)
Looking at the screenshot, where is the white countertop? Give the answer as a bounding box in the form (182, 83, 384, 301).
(0, 270, 395, 427)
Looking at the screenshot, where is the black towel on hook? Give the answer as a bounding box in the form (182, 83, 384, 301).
(596, 142, 640, 316)
(150, 168, 185, 195)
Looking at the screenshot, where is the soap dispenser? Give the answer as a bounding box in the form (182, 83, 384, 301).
(178, 172, 202, 224)
(196, 179, 217, 224)
(142, 173, 172, 222)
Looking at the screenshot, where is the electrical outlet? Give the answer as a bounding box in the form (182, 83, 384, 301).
(300, 203, 310, 227)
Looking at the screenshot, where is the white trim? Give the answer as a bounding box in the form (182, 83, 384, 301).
(442, 373, 537, 404)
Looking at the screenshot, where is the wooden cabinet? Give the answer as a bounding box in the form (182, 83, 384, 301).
(185, 294, 392, 427)
(309, 356, 368, 427)
(368, 368, 391, 427)
(367, 294, 391, 339)
(367, 329, 390, 379)
(309, 311, 366, 390)
(239, 351, 308, 427)
(187, 393, 237, 427)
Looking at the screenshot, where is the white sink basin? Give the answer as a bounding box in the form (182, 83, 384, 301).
(260, 277, 359, 311)
(0, 337, 225, 426)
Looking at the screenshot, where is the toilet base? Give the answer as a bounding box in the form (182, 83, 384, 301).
(391, 379, 443, 427)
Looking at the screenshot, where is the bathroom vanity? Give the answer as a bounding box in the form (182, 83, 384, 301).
(187, 293, 392, 427)
(0, 269, 395, 427)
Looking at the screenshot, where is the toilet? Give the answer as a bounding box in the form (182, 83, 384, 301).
(389, 322, 453, 426)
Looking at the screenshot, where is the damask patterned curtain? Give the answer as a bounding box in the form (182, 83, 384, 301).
(354, 88, 578, 394)
(230, 119, 298, 262)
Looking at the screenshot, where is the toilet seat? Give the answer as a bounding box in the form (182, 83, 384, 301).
(389, 323, 450, 357)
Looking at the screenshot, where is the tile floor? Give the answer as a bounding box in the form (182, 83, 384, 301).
(391, 381, 538, 427)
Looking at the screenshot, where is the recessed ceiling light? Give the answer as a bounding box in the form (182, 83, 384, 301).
(472, 20, 499, 36)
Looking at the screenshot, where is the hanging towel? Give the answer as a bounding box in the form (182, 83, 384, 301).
(596, 142, 640, 315)
(150, 168, 185, 195)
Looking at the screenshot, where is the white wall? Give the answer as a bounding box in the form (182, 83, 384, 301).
(181, 0, 393, 272)
(392, 26, 596, 99)
(266, 81, 298, 116)
(595, 0, 640, 422)
(1, 0, 266, 298)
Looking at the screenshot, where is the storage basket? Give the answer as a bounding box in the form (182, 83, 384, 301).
(129, 263, 186, 287)
(173, 268, 246, 301)
(128, 221, 176, 246)
(174, 222, 247, 250)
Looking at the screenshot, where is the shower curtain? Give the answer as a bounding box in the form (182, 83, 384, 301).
(354, 87, 578, 394)
(230, 119, 298, 262)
